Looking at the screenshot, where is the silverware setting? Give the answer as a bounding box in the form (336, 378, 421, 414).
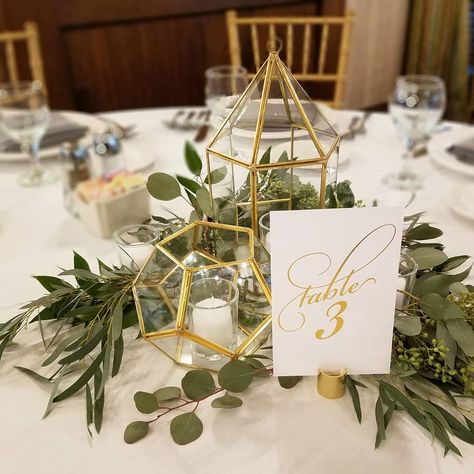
(340, 112, 371, 140)
(96, 115, 137, 139)
(164, 109, 211, 132)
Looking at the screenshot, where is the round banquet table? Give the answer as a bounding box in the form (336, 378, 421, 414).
(0, 107, 473, 474)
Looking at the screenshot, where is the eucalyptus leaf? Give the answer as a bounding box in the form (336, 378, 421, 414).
(170, 412, 203, 445)
(405, 223, 443, 241)
(124, 421, 149, 444)
(58, 325, 106, 365)
(375, 395, 386, 441)
(177, 175, 200, 193)
(86, 382, 93, 436)
(436, 323, 457, 368)
(394, 313, 422, 336)
(182, 370, 216, 400)
(346, 376, 362, 423)
(154, 386, 181, 402)
(111, 303, 123, 342)
(195, 186, 214, 217)
(43, 367, 67, 418)
(147, 172, 182, 201)
(204, 167, 227, 185)
(436, 255, 470, 272)
(15, 366, 51, 384)
(184, 141, 202, 175)
(410, 248, 448, 270)
(33, 276, 72, 293)
(134, 391, 159, 414)
(245, 357, 270, 377)
(211, 394, 243, 408)
(445, 317, 474, 357)
(112, 335, 124, 377)
(218, 360, 255, 393)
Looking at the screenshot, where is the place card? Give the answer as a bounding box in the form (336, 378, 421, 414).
(271, 207, 404, 376)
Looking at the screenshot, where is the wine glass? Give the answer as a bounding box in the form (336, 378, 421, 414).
(205, 65, 248, 126)
(384, 75, 446, 190)
(0, 80, 55, 186)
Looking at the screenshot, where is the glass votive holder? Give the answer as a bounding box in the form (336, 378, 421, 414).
(396, 253, 418, 310)
(188, 277, 239, 361)
(113, 224, 160, 270)
(258, 212, 271, 252)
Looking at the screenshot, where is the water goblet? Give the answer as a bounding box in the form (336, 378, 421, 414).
(384, 75, 446, 190)
(0, 81, 55, 186)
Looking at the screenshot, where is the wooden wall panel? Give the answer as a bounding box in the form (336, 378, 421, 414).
(0, 0, 343, 111)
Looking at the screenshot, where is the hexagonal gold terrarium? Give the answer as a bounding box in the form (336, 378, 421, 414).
(132, 220, 272, 370)
(205, 41, 340, 235)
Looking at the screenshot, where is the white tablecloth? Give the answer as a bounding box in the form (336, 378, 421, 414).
(0, 108, 473, 474)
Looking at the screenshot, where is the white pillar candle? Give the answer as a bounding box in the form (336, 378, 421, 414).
(265, 231, 271, 252)
(192, 297, 234, 348)
(122, 243, 154, 268)
(396, 276, 406, 309)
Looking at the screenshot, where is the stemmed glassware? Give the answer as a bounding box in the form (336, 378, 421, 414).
(205, 65, 248, 126)
(0, 80, 55, 186)
(384, 75, 446, 190)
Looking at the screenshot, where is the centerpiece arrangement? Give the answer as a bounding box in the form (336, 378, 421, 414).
(0, 45, 473, 455)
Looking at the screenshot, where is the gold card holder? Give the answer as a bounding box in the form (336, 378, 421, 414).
(317, 369, 347, 399)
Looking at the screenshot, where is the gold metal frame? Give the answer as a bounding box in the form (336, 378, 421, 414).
(206, 45, 340, 234)
(132, 220, 272, 370)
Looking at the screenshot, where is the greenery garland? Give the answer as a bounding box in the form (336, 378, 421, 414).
(1, 142, 473, 454)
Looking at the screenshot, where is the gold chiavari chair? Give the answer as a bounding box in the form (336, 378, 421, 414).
(226, 10, 353, 108)
(0, 22, 46, 92)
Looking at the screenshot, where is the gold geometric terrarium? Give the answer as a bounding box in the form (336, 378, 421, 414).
(132, 220, 272, 370)
(206, 41, 340, 234)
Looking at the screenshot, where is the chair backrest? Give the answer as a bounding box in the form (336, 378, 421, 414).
(226, 10, 353, 108)
(0, 22, 46, 91)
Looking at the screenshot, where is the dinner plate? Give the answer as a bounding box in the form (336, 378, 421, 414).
(0, 110, 107, 162)
(449, 183, 474, 222)
(429, 131, 474, 178)
(0, 110, 154, 172)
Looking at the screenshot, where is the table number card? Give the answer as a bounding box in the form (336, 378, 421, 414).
(271, 207, 404, 376)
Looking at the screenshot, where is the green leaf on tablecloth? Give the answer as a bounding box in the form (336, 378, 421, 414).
(245, 357, 270, 377)
(134, 391, 159, 414)
(211, 394, 243, 408)
(147, 172, 182, 201)
(94, 367, 105, 433)
(58, 324, 106, 365)
(112, 335, 124, 377)
(111, 303, 123, 342)
(74, 251, 90, 271)
(54, 347, 106, 402)
(435, 255, 470, 272)
(59, 269, 100, 280)
(124, 421, 149, 444)
(182, 370, 216, 400)
(154, 386, 181, 402)
(379, 382, 425, 426)
(184, 141, 202, 175)
(41, 332, 82, 367)
(278, 375, 303, 389)
(170, 412, 203, 445)
(394, 313, 422, 336)
(346, 376, 362, 423)
(410, 247, 448, 270)
(15, 366, 51, 384)
(375, 403, 395, 449)
(195, 186, 213, 217)
(429, 402, 474, 445)
(177, 175, 200, 193)
(86, 382, 93, 437)
(33, 276, 72, 293)
(218, 360, 255, 393)
(405, 223, 443, 241)
(375, 395, 386, 442)
(204, 166, 227, 185)
(43, 367, 67, 419)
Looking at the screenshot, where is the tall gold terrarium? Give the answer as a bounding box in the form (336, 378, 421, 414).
(132, 221, 272, 370)
(206, 43, 340, 234)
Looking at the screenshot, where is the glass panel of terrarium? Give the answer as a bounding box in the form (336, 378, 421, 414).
(134, 285, 175, 335)
(277, 61, 338, 155)
(208, 63, 268, 165)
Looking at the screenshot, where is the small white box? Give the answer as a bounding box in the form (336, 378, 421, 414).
(75, 186, 150, 238)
